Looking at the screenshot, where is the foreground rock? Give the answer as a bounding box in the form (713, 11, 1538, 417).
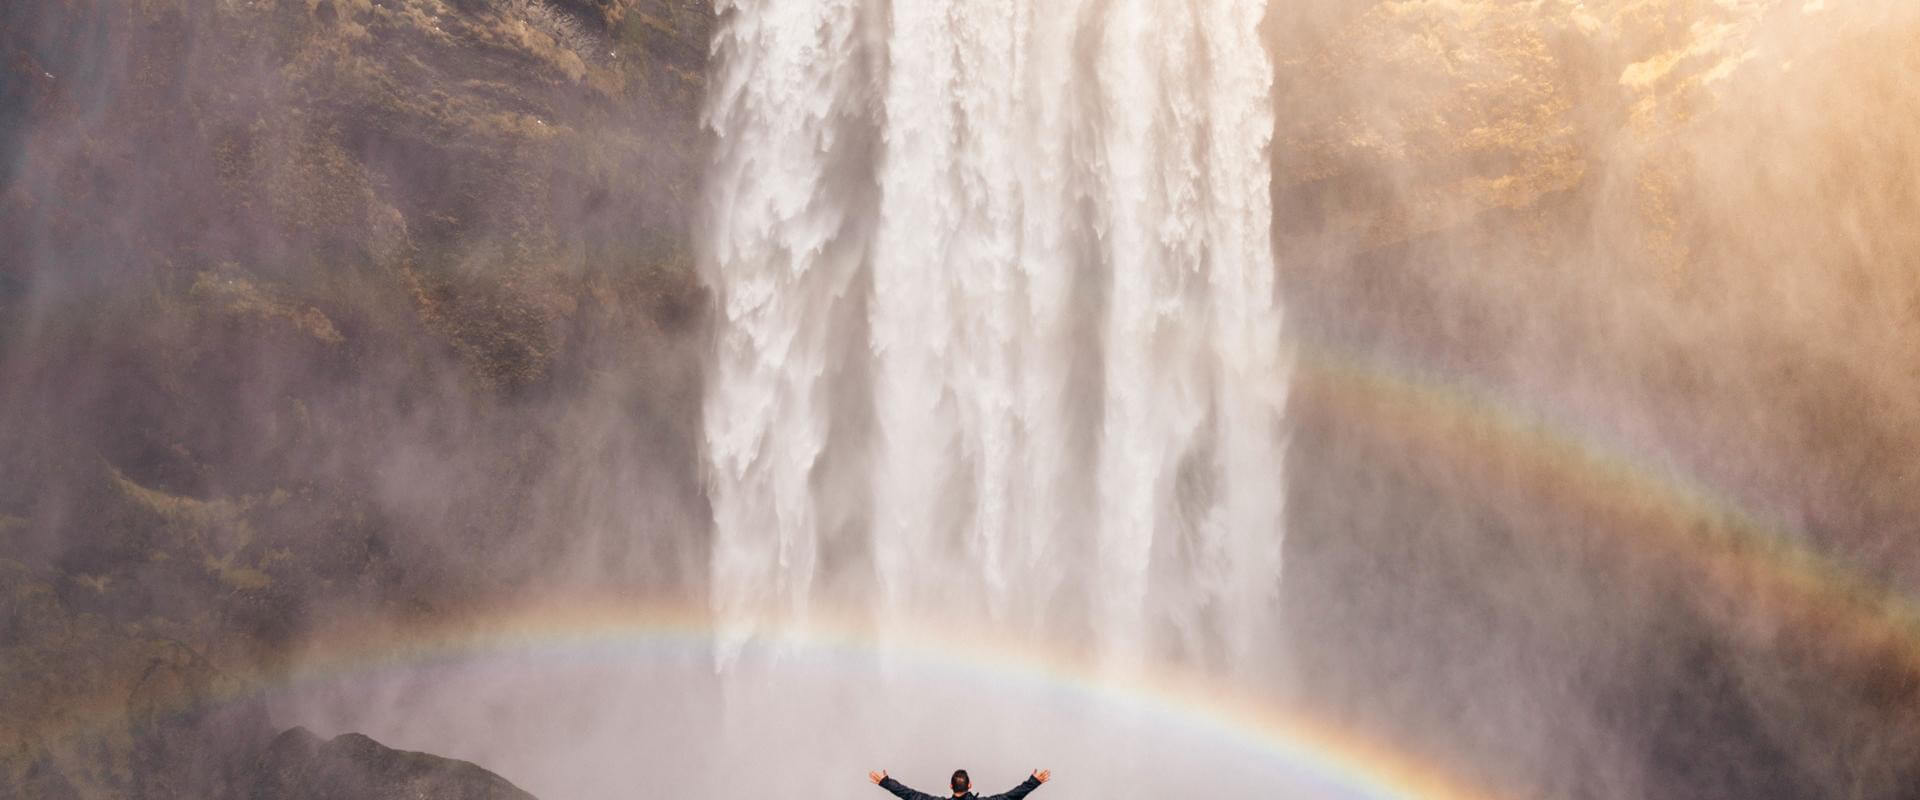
(0, 639, 534, 800)
(254, 728, 536, 800)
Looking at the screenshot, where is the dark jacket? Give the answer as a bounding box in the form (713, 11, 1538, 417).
(879, 776, 1042, 800)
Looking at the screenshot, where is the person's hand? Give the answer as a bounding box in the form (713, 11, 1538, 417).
(1032, 770, 1050, 783)
(870, 771, 888, 785)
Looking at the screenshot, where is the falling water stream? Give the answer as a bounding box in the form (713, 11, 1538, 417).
(273, 3, 1305, 797)
(703, 0, 1289, 677)
(693, 0, 1295, 792)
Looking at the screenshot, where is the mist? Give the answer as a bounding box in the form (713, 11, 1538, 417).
(6, 0, 1920, 799)
(2, 0, 715, 792)
(1270, 1, 1920, 796)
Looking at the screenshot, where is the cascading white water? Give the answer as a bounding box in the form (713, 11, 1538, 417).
(703, 0, 1287, 677)
(268, 8, 1295, 796)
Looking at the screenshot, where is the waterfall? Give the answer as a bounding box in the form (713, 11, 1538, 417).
(701, 0, 1287, 676)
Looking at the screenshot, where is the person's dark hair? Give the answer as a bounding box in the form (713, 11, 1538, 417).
(950, 770, 970, 793)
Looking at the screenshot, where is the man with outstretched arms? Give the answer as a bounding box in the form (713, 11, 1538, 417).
(868, 768, 1051, 800)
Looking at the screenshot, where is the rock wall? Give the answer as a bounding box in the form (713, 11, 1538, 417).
(1270, 2, 1920, 797)
(8, 0, 1920, 797)
(0, 0, 714, 794)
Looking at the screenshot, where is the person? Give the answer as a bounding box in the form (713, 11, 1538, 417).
(868, 768, 1051, 800)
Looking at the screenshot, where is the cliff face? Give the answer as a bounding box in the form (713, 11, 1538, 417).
(0, 0, 713, 793)
(1270, 2, 1920, 797)
(7, 0, 1920, 798)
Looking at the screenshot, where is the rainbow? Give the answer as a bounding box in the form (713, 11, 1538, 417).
(23, 345, 1920, 800)
(228, 346, 1920, 800)
(268, 596, 1501, 800)
(22, 593, 1502, 800)
(1292, 344, 1920, 681)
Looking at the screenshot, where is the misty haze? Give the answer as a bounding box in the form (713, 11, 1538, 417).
(5, 0, 1920, 798)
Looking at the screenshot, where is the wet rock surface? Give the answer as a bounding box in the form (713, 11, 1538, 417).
(1272, 1, 1920, 797)
(252, 728, 536, 800)
(1, 0, 711, 794)
(0, 634, 535, 799)
(4, 0, 1920, 798)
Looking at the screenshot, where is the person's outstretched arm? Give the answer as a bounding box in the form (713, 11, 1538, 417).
(870, 771, 941, 800)
(982, 770, 1050, 800)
